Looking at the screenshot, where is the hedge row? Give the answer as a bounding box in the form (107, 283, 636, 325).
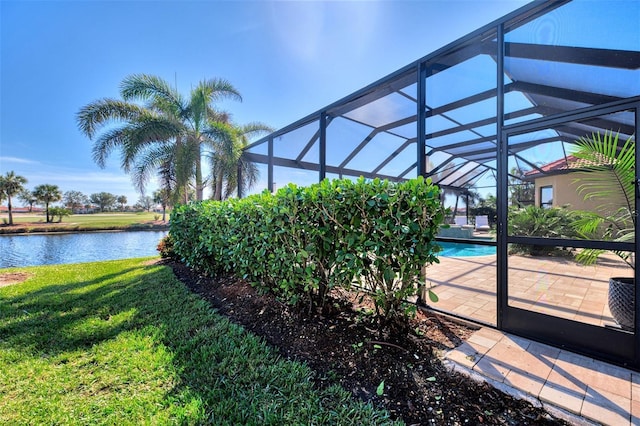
(170, 177, 445, 325)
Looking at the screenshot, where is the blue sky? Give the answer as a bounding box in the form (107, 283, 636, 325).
(1, 0, 531, 205)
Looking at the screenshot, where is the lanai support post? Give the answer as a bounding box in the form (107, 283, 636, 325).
(634, 106, 640, 358)
(268, 136, 274, 192)
(417, 62, 427, 178)
(417, 61, 428, 305)
(319, 112, 327, 181)
(496, 22, 507, 330)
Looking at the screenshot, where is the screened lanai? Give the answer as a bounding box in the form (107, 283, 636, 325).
(242, 0, 640, 369)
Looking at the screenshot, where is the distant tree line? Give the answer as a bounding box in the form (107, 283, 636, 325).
(0, 170, 165, 225)
(3, 74, 272, 226)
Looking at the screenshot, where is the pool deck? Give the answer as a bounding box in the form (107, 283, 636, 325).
(424, 247, 638, 425)
(424, 251, 629, 328)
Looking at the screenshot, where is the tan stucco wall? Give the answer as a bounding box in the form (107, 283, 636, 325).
(534, 172, 628, 215)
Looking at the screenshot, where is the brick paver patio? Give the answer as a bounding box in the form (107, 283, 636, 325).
(424, 250, 631, 328)
(427, 247, 637, 424)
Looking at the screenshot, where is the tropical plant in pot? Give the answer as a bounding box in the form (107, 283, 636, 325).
(571, 130, 635, 330)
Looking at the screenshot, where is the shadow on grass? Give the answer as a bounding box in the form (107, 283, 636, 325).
(0, 260, 395, 424)
(0, 265, 149, 354)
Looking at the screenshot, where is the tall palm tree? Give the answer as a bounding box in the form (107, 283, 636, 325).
(20, 189, 38, 212)
(152, 188, 171, 222)
(0, 171, 28, 225)
(76, 74, 242, 202)
(33, 184, 62, 223)
(205, 121, 273, 200)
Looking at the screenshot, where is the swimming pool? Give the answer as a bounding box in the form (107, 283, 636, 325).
(437, 242, 496, 257)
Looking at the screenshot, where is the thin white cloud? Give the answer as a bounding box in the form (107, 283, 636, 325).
(268, 2, 381, 66)
(0, 156, 40, 165)
(37, 171, 131, 185)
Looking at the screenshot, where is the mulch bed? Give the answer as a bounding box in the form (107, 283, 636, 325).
(167, 260, 567, 425)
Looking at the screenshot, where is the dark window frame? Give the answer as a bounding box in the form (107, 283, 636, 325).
(539, 185, 553, 208)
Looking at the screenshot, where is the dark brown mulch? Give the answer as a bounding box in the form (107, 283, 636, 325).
(167, 260, 566, 425)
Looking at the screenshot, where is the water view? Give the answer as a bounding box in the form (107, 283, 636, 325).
(0, 231, 168, 268)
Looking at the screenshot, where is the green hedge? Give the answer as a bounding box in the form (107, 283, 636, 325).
(170, 177, 445, 325)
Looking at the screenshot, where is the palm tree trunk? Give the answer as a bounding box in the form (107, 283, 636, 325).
(237, 163, 243, 199)
(214, 170, 223, 201)
(453, 194, 460, 220)
(7, 196, 13, 225)
(195, 153, 204, 201)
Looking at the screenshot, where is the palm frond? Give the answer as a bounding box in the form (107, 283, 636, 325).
(237, 122, 275, 141)
(131, 142, 175, 194)
(206, 106, 231, 123)
(571, 130, 636, 269)
(197, 78, 242, 103)
(92, 126, 130, 168)
(119, 115, 183, 172)
(237, 155, 260, 195)
(120, 74, 185, 110)
(571, 130, 635, 216)
(76, 99, 144, 139)
(203, 121, 241, 161)
(173, 137, 199, 193)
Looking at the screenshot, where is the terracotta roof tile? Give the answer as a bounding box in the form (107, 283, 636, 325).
(524, 154, 610, 178)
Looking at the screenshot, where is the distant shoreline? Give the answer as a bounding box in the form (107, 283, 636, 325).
(0, 222, 170, 235)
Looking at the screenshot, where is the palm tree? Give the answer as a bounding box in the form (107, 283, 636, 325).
(509, 166, 535, 207)
(19, 189, 38, 212)
(33, 184, 62, 223)
(0, 171, 28, 225)
(116, 195, 127, 211)
(152, 188, 171, 221)
(205, 121, 273, 200)
(76, 74, 242, 202)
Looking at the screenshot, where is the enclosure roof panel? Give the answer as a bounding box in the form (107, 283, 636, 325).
(244, 0, 639, 192)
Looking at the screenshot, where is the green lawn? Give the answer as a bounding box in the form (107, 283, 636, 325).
(7, 211, 160, 225)
(1, 212, 168, 233)
(0, 258, 397, 425)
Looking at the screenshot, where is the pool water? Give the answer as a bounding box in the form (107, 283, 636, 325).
(437, 242, 496, 257)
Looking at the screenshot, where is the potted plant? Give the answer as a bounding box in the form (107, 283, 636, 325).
(571, 130, 635, 330)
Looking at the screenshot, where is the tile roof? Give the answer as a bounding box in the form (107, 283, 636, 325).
(524, 154, 611, 178)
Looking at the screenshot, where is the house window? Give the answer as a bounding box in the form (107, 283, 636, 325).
(540, 186, 553, 209)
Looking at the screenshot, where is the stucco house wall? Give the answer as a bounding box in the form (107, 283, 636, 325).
(533, 171, 628, 216)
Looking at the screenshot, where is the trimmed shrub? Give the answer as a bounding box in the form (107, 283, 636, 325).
(170, 177, 445, 327)
(156, 234, 176, 259)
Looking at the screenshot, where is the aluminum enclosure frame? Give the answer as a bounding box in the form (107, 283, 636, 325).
(241, 0, 640, 368)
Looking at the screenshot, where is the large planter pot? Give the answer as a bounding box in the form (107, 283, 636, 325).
(608, 277, 635, 330)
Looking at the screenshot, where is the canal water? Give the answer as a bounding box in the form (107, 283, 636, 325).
(0, 231, 168, 268)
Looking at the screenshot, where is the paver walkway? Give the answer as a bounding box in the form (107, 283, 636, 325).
(424, 247, 637, 424)
(445, 327, 639, 425)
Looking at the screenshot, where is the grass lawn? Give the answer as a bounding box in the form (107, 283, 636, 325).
(1, 212, 168, 233)
(0, 258, 396, 425)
